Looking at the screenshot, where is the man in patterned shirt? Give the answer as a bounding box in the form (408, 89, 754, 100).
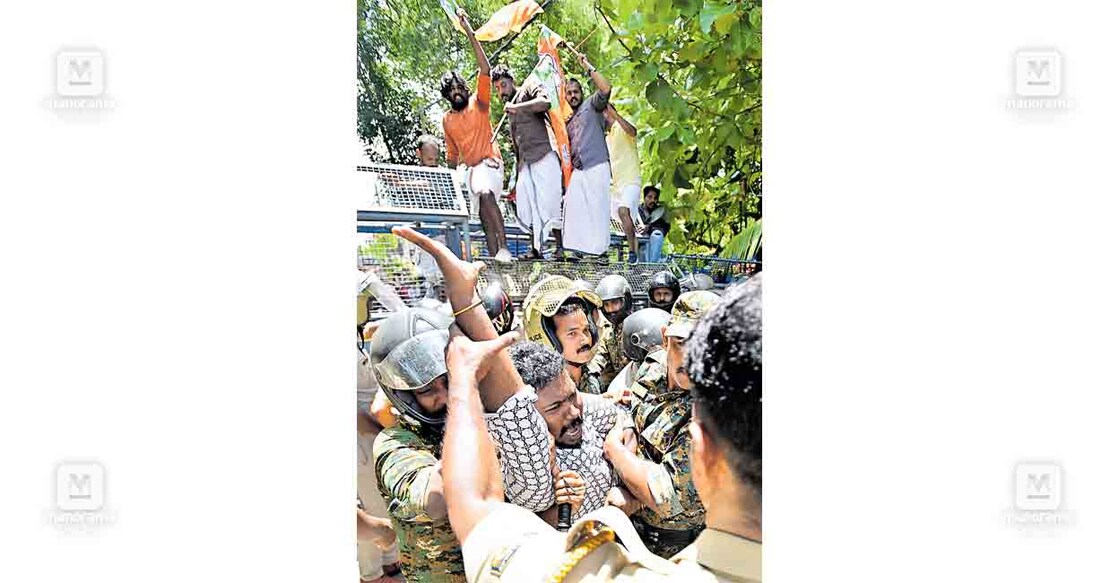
(604, 290, 721, 558)
(384, 228, 611, 531)
(505, 341, 641, 524)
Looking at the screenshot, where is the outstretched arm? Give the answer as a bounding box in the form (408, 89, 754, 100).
(505, 95, 552, 115)
(568, 47, 611, 108)
(392, 227, 523, 412)
(458, 10, 490, 81)
(608, 104, 637, 137)
(442, 330, 520, 542)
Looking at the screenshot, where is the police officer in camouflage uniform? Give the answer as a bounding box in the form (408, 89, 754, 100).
(437, 278, 764, 583)
(368, 307, 466, 582)
(603, 291, 721, 558)
(523, 275, 606, 395)
(590, 274, 633, 387)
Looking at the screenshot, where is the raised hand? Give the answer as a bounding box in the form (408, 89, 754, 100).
(392, 226, 484, 308)
(457, 8, 473, 33)
(446, 327, 520, 385)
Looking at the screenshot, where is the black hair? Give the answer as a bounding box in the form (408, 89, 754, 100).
(509, 341, 565, 392)
(491, 64, 514, 83)
(439, 71, 467, 99)
(686, 275, 762, 494)
(564, 77, 583, 90)
(555, 297, 589, 318)
(643, 185, 660, 197)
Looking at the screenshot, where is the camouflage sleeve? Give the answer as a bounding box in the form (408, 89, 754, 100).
(627, 356, 664, 401)
(485, 389, 555, 512)
(588, 342, 610, 377)
(372, 427, 439, 521)
(645, 430, 699, 519)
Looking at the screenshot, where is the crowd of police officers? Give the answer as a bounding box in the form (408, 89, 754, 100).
(356, 227, 761, 582)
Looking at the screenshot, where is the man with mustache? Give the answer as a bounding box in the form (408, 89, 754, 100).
(441, 277, 763, 582)
(561, 46, 614, 258)
(491, 63, 564, 260)
(604, 290, 721, 558)
(440, 9, 512, 263)
(522, 275, 607, 395)
(506, 341, 641, 525)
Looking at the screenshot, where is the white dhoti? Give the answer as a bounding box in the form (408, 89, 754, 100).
(514, 152, 563, 251)
(563, 162, 613, 255)
(465, 158, 505, 211)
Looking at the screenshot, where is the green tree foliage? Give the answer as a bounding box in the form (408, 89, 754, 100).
(596, 0, 761, 256)
(357, 0, 761, 255)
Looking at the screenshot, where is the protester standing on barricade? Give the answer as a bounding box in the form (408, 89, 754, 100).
(436, 277, 763, 582)
(440, 9, 513, 263)
(606, 104, 642, 263)
(562, 45, 613, 258)
(491, 64, 565, 261)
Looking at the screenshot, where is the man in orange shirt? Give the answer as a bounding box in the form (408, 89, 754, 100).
(440, 10, 513, 263)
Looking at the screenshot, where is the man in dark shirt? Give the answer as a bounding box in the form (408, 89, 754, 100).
(637, 185, 670, 262)
(562, 47, 613, 257)
(492, 64, 564, 260)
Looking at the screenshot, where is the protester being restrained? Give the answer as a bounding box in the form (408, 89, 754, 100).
(562, 46, 613, 258)
(507, 341, 641, 524)
(440, 9, 512, 263)
(437, 276, 763, 582)
(491, 63, 565, 261)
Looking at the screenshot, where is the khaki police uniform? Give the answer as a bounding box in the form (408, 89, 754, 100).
(462, 503, 761, 582)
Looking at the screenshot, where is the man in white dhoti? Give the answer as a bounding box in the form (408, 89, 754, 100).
(492, 64, 564, 260)
(562, 47, 614, 257)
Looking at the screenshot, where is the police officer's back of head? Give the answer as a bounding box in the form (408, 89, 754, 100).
(685, 276, 762, 533)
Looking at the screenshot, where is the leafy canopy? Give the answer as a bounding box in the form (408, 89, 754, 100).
(357, 0, 761, 257)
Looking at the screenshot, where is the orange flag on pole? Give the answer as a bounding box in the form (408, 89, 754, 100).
(534, 25, 573, 188)
(474, 0, 544, 41)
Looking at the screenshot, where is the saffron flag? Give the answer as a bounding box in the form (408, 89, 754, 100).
(535, 25, 574, 188)
(474, 0, 543, 42)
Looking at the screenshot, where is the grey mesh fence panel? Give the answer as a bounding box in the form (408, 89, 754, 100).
(356, 233, 446, 317)
(356, 164, 468, 217)
(666, 254, 760, 287)
(475, 258, 665, 304)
